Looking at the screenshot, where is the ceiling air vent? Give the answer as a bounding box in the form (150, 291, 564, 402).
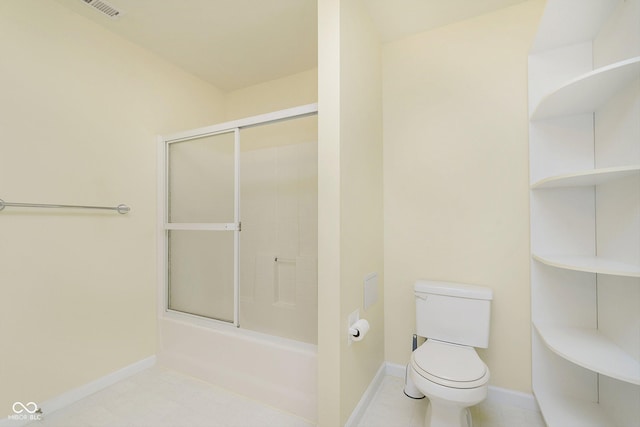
(81, 0, 122, 18)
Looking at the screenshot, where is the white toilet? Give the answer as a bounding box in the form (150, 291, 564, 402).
(409, 280, 493, 427)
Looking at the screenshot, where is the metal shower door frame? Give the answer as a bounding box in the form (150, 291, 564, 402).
(164, 128, 240, 325)
(159, 103, 318, 328)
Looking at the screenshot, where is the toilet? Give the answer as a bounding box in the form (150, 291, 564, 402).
(409, 280, 493, 427)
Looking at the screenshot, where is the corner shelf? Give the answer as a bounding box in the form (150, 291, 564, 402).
(535, 391, 612, 427)
(531, 56, 640, 120)
(533, 254, 640, 278)
(531, 165, 640, 189)
(534, 323, 640, 385)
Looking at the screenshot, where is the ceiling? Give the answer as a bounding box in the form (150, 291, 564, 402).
(53, 0, 527, 92)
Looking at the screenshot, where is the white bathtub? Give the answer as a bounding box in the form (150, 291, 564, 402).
(157, 313, 317, 422)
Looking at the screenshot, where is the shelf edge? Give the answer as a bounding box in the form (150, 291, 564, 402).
(530, 56, 640, 121)
(532, 254, 640, 278)
(534, 323, 640, 385)
(531, 165, 640, 189)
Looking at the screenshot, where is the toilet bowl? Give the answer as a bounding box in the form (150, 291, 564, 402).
(409, 340, 490, 427)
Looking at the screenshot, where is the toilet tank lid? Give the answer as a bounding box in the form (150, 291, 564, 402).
(414, 280, 493, 300)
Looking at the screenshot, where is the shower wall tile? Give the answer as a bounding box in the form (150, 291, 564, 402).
(251, 253, 277, 302)
(295, 256, 318, 303)
(276, 262, 297, 305)
(297, 142, 319, 257)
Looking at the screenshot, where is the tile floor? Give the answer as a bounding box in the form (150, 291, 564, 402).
(27, 366, 313, 427)
(357, 376, 546, 427)
(27, 367, 545, 427)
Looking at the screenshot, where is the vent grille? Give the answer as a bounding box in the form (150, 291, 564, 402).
(81, 0, 122, 18)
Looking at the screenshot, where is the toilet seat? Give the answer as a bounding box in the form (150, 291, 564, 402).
(411, 339, 489, 389)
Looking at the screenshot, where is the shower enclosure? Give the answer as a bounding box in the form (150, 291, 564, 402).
(160, 104, 318, 344)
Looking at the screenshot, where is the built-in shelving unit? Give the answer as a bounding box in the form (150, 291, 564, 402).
(531, 57, 640, 120)
(529, 0, 640, 425)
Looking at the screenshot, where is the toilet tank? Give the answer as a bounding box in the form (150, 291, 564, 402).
(415, 280, 493, 348)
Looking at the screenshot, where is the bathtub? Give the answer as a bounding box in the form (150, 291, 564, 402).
(157, 312, 317, 422)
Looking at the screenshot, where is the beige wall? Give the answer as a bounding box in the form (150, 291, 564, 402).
(338, 0, 384, 424)
(318, 0, 385, 425)
(224, 68, 318, 120)
(0, 0, 226, 415)
(317, 0, 343, 423)
(382, 0, 543, 394)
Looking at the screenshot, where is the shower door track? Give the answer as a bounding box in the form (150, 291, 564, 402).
(159, 103, 318, 328)
(163, 103, 318, 143)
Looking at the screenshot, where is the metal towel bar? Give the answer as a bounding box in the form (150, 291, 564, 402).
(0, 199, 130, 214)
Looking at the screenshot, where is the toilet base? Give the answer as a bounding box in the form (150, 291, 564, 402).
(409, 364, 486, 427)
(424, 399, 472, 427)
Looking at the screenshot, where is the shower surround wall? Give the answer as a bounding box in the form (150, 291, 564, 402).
(240, 136, 318, 343)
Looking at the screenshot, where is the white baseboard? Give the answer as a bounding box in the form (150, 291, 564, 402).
(485, 385, 539, 412)
(344, 362, 387, 427)
(385, 361, 407, 378)
(1, 356, 156, 427)
(384, 362, 539, 412)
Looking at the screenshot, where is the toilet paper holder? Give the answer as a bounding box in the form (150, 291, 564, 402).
(348, 326, 362, 338)
(348, 318, 370, 343)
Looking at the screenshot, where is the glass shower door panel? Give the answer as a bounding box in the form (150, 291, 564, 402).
(166, 129, 239, 323)
(168, 230, 234, 322)
(238, 115, 318, 342)
(168, 131, 235, 223)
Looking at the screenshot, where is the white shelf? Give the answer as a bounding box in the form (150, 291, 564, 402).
(534, 323, 640, 385)
(533, 254, 640, 278)
(531, 57, 640, 120)
(531, 165, 640, 189)
(535, 390, 612, 427)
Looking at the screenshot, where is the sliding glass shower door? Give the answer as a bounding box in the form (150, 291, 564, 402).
(166, 129, 239, 324)
(161, 104, 318, 337)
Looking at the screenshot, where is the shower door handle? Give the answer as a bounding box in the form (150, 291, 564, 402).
(224, 223, 241, 231)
